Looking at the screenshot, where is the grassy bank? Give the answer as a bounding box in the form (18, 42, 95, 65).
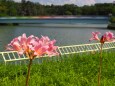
(0, 50, 115, 86)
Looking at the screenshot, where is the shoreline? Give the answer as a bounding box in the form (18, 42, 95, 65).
(0, 23, 107, 28)
(107, 23, 115, 29)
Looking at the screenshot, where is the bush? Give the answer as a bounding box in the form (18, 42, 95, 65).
(109, 16, 115, 23)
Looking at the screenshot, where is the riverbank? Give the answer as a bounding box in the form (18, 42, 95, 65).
(107, 23, 115, 29)
(107, 16, 115, 29)
(0, 50, 115, 86)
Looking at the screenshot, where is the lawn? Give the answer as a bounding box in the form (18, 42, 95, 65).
(0, 50, 115, 86)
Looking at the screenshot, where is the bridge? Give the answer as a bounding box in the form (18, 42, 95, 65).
(0, 17, 108, 24)
(0, 42, 115, 64)
(0, 17, 108, 28)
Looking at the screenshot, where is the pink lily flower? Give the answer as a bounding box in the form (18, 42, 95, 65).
(100, 31, 115, 43)
(33, 44, 47, 57)
(7, 33, 59, 59)
(89, 31, 115, 86)
(46, 40, 59, 56)
(7, 37, 24, 54)
(89, 31, 115, 44)
(6, 33, 59, 86)
(89, 31, 101, 41)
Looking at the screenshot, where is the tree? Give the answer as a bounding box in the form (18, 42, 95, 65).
(0, 0, 114, 16)
(112, 7, 115, 16)
(6, 0, 17, 16)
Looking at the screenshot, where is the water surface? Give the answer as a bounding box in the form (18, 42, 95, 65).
(0, 17, 114, 51)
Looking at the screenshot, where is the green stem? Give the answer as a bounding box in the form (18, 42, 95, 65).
(26, 59, 33, 86)
(98, 43, 103, 86)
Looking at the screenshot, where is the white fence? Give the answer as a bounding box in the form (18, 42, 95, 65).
(0, 42, 115, 64)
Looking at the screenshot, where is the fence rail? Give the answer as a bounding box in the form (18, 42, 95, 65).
(58, 42, 115, 55)
(0, 42, 115, 64)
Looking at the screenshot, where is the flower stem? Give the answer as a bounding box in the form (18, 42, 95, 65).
(26, 59, 33, 86)
(98, 43, 103, 86)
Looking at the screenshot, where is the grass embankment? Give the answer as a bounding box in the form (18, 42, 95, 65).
(0, 50, 115, 86)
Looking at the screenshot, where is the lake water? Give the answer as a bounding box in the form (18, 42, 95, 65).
(0, 17, 115, 51)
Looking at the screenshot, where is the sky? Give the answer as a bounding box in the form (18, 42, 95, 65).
(14, 0, 115, 6)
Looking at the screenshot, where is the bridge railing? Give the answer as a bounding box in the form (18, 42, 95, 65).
(0, 42, 115, 64)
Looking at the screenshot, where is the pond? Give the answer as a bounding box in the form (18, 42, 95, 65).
(0, 17, 114, 51)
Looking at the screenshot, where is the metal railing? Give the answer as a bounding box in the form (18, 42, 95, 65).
(0, 42, 115, 64)
(58, 42, 115, 55)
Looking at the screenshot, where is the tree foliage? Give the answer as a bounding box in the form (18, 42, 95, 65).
(0, 0, 115, 16)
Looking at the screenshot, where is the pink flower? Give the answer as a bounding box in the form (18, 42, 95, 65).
(90, 31, 115, 44)
(46, 40, 59, 56)
(89, 31, 101, 41)
(6, 33, 59, 59)
(33, 44, 47, 56)
(7, 37, 24, 54)
(33, 36, 59, 57)
(100, 31, 115, 43)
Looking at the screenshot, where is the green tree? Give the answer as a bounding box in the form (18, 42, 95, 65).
(0, 4, 7, 16)
(112, 7, 115, 16)
(6, 0, 17, 16)
(65, 11, 72, 15)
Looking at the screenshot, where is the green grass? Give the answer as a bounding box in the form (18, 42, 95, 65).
(0, 50, 115, 86)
